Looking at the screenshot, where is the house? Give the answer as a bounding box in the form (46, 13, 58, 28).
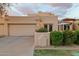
(74, 19, 79, 29)
(58, 18, 76, 31)
(0, 12, 58, 36)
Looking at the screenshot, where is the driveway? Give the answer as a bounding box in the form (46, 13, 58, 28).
(0, 36, 34, 56)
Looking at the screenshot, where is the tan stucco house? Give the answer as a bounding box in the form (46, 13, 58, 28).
(0, 12, 58, 36)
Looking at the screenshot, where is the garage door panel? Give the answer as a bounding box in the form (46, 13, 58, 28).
(9, 24, 36, 36)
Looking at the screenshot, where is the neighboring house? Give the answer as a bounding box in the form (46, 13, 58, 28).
(59, 18, 78, 31)
(60, 18, 76, 31)
(0, 12, 58, 36)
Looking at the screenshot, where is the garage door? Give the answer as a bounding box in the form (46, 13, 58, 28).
(0, 24, 4, 36)
(9, 24, 36, 36)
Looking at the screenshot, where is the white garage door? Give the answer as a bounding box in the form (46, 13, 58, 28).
(0, 24, 4, 36)
(9, 24, 36, 36)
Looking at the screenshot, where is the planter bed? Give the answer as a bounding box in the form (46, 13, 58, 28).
(34, 32, 50, 47)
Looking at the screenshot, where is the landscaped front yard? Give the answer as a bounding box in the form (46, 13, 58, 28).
(33, 49, 79, 56)
(34, 28, 79, 56)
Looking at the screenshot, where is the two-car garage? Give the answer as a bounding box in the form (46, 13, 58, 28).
(8, 24, 36, 36)
(0, 24, 36, 36)
(0, 16, 37, 37)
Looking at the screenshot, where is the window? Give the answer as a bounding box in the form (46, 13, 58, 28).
(44, 24, 53, 32)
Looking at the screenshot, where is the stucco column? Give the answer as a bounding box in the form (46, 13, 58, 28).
(70, 24, 73, 30)
(62, 25, 64, 31)
(4, 17, 8, 36)
(48, 25, 49, 32)
(59, 25, 62, 32)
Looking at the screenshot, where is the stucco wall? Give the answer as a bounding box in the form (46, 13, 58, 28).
(39, 16, 58, 31)
(5, 16, 37, 24)
(0, 24, 4, 36)
(0, 13, 58, 36)
(0, 17, 4, 23)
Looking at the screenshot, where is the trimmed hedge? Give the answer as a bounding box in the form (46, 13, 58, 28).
(36, 27, 48, 32)
(50, 30, 77, 46)
(50, 31, 63, 46)
(74, 30, 79, 45)
(63, 30, 77, 45)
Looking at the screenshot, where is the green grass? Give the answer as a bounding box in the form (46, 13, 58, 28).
(33, 49, 79, 56)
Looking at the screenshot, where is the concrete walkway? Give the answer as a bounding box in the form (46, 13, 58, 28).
(0, 36, 34, 56)
(35, 46, 79, 51)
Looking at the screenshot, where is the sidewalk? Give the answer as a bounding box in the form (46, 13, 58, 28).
(35, 45, 79, 50)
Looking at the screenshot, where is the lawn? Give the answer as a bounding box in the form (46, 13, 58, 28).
(33, 49, 79, 56)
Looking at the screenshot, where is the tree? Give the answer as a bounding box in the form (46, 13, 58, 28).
(0, 3, 10, 16)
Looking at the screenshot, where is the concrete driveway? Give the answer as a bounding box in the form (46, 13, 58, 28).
(0, 36, 34, 56)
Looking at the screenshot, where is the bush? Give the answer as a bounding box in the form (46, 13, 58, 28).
(50, 31, 63, 46)
(36, 27, 48, 32)
(74, 30, 79, 44)
(63, 30, 77, 45)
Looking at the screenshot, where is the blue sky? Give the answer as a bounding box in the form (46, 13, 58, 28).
(8, 3, 79, 20)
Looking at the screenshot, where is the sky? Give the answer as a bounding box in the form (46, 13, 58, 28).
(8, 3, 79, 20)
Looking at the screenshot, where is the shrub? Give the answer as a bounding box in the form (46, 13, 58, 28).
(63, 30, 77, 45)
(36, 27, 48, 32)
(50, 31, 63, 46)
(74, 30, 79, 45)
